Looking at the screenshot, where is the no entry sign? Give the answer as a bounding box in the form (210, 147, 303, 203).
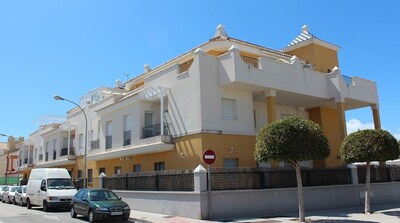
(203, 149, 216, 165)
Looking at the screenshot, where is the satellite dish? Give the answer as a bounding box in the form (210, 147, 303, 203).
(115, 79, 125, 89)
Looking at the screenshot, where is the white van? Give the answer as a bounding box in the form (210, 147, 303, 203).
(26, 168, 77, 211)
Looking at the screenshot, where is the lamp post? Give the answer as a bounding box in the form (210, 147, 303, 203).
(54, 95, 88, 188)
(0, 134, 9, 185)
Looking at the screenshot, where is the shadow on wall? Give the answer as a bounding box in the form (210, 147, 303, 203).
(167, 89, 187, 136)
(309, 220, 379, 223)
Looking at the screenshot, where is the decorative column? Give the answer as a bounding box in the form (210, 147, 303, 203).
(193, 164, 207, 192)
(99, 172, 107, 189)
(336, 101, 347, 142)
(348, 164, 359, 184)
(372, 104, 385, 166)
(372, 104, 381, 129)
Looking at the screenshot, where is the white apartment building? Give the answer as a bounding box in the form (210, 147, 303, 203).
(18, 25, 380, 185)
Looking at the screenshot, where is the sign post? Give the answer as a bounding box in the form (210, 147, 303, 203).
(203, 149, 216, 220)
(203, 149, 216, 191)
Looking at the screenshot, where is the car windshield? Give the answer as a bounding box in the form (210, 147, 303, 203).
(47, 179, 75, 189)
(89, 190, 120, 201)
(10, 187, 17, 192)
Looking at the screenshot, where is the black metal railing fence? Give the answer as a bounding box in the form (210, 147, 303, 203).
(74, 165, 400, 191)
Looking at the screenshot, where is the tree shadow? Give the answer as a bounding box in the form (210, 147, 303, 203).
(306, 219, 379, 223)
(380, 210, 400, 217)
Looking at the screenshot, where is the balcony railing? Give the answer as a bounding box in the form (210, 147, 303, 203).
(142, 123, 170, 139)
(106, 136, 112, 149)
(91, 140, 100, 150)
(61, 147, 76, 156)
(23, 158, 33, 164)
(123, 130, 131, 146)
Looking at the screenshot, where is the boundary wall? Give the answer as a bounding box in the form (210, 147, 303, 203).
(116, 182, 400, 220)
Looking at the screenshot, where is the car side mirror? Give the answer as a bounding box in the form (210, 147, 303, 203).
(119, 197, 122, 200)
(82, 198, 87, 202)
(40, 186, 46, 192)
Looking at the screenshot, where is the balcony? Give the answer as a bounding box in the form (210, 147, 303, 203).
(142, 123, 170, 139)
(91, 140, 100, 150)
(61, 147, 76, 156)
(218, 48, 379, 110)
(60, 147, 76, 161)
(87, 130, 175, 161)
(19, 157, 34, 171)
(35, 152, 76, 168)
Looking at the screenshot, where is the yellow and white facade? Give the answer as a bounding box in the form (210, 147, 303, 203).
(17, 25, 380, 183)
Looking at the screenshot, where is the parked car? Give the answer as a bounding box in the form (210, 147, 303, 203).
(14, 185, 27, 206)
(70, 188, 130, 223)
(1, 185, 9, 203)
(3, 186, 18, 204)
(0, 185, 7, 201)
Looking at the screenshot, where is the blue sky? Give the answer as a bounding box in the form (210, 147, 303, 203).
(1, 1, 399, 140)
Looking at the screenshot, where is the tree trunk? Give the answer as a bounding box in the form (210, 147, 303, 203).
(365, 161, 371, 214)
(294, 163, 305, 222)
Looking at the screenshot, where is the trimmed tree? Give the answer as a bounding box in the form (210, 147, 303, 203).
(255, 116, 330, 222)
(340, 129, 399, 214)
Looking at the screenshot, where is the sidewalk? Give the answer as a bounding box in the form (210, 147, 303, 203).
(130, 202, 400, 223)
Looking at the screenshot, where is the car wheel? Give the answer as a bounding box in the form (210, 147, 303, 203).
(89, 210, 96, 223)
(20, 198, 23, 207)
(70, 206, 77, 218)
(27, 199, 32, 209)
(43, 201, 49, 212)
(13, 198, 16, 205)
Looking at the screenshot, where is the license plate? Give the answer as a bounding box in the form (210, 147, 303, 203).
(110, 211, 123, 216)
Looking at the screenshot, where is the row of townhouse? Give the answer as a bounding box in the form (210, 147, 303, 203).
(15, 25, 380, 187)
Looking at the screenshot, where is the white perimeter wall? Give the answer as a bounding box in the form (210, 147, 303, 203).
(117, 182, 400, 220)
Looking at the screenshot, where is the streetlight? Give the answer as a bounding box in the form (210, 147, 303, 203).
(0, 134, 9, 184)
(54, 95, 88, 188)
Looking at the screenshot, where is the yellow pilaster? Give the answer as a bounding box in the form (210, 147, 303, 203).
(336, 102, 347, 142)
(372, 106, 381, 130)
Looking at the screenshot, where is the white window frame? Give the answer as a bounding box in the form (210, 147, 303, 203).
(221, 98, 237, 120)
